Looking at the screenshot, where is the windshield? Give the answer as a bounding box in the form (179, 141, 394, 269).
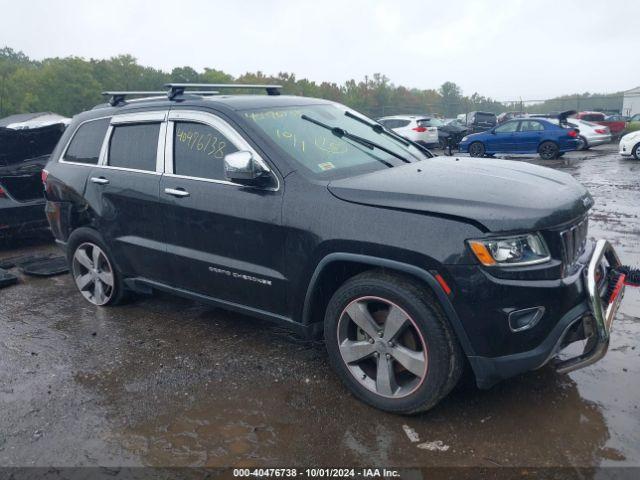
(473, 113, 496, 124)
(242, 104, 428, 179)
(418, 118, 444, 127)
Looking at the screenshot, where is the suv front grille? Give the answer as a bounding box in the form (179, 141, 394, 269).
(560, 217, 588, 265)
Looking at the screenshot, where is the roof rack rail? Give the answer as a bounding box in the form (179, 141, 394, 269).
(102, 91, 166, 106)
(164, 83, 282, 100)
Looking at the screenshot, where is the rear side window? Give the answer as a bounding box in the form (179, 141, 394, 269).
(64, 118, 110, 164)
(173, 121, 238, 180)
(581, 114, 604, 121)
(380, 119, 410, 129)
(108, 123, 160, 171)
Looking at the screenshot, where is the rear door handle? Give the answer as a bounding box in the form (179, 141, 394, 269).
(164, 187, 190, 198)
(90, 177, 109, 185)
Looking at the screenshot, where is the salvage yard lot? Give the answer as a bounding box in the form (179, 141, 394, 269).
(1, 144, 638, 467)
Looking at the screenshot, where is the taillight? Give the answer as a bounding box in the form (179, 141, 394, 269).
(595, 128, 607, 134)
(0, 185, 6, 198)
(568, 129, 578, 138)
(412, 126, 427, 132)
(41, 169, 49, 184)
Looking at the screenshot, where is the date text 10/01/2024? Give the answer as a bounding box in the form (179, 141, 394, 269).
(232, 468, 401, 478)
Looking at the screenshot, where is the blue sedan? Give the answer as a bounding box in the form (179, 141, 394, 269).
(458, 118, 580, 160)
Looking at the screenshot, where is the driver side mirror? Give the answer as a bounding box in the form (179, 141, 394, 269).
(224, 151, 271, 186)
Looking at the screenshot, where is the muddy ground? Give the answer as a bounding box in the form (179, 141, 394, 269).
(0, 143, 638, 469)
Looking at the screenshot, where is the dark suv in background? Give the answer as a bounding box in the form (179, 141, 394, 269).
(465, 111, 497, 134)
(43, 84, 626, 414)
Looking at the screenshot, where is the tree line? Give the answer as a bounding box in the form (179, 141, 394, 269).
(0, 47, 624, 120)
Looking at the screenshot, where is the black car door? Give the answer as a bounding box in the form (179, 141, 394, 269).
(158, 109, 287, 316)
(83, 111, 168, 282)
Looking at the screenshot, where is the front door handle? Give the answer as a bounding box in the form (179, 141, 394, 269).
(90, 177, 109, 185)
(164, 187, 190, 198)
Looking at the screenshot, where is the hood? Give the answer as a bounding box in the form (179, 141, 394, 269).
(328, 156, 592, 232)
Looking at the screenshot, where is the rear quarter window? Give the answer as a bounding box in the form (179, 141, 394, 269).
(64, 118, 110, 164)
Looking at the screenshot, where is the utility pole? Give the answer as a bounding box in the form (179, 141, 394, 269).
(0, 74, 5, 117)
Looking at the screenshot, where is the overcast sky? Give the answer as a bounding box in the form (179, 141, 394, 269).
(1, 0, 638, 100)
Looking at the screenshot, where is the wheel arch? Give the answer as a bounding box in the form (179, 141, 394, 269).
(537, 139, 559, 151)
(301, 253, 476, 359)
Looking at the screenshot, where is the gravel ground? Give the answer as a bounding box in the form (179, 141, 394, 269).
(0, 143, 638, 469)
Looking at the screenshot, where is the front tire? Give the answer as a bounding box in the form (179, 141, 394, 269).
(633, 144, 640, 161)
(539, 141, 559, 160)
(67, 228, 127, 306)
(324, 271, 463, 414)
(468, 142, 485, 157)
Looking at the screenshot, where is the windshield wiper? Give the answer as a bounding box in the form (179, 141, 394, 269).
(344, 111, 433, 158)
(344, 110, 410, 146)
(300, 114, 410, 165)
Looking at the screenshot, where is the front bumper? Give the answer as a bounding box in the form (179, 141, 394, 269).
(619, 139, 638, 156)
(467, 240, 624, 388)
(554, 240, 624, 373)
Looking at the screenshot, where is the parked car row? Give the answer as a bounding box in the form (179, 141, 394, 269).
(379, 108, 632, 159)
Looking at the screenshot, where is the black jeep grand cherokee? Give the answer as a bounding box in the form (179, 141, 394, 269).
(43, 84, 625, 414)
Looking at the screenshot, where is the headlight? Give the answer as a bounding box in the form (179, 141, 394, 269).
(461, 136, 469, 142)
(468, 233, 550, 267)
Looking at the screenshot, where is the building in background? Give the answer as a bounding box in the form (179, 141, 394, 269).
(622, 87, 640, 116)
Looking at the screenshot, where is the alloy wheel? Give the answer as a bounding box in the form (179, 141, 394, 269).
(469, 143, 484, 157)
(336, 296, 428, 398)
(72, 242, 115, 306)
(540, 143, 558, 159)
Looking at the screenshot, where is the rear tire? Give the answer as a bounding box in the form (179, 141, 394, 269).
(67, 227, 127, 306)
(538, 141, 559, 160)
(633, 144, 640, 161)
(468, 142, 485, 157)
(324, 271, 464, 414)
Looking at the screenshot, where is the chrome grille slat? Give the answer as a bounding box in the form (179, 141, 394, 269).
(560, 217, 588, 265)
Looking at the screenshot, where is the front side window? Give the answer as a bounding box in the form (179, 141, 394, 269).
(108, 123, 160, 171)
(173, 121, 238, 180)
(519, 120, 544, 132)
(243, 104, 428, 179)
(64, 118, 110, 164)
(495, 121, 519, 133)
